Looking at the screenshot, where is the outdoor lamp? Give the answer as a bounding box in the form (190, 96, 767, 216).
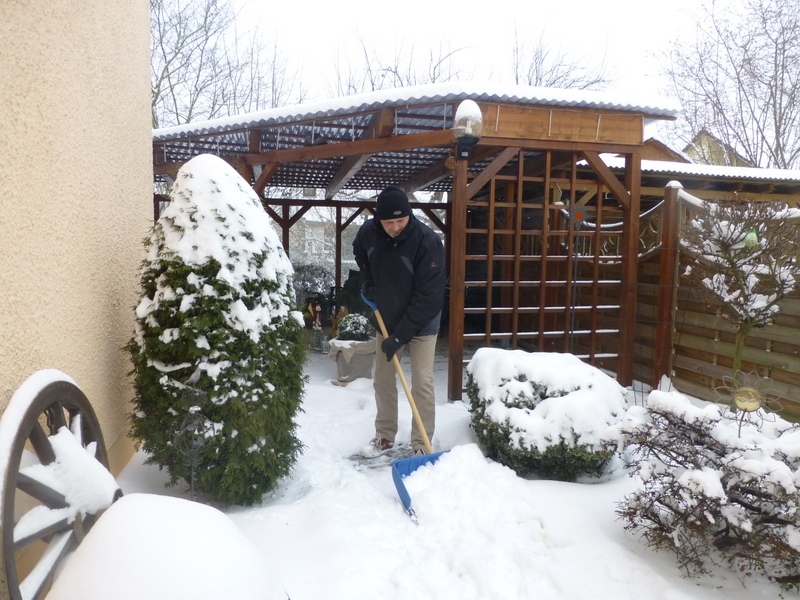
(453, 99, 483, 160)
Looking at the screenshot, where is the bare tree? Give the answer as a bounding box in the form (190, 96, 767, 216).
(667, 0, 800, 169)
(510, 28, 609, 90)
(328, 34, 465, 97)
(151, 0, 305, 128)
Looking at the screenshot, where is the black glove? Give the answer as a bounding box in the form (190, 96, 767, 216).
(361, 282, 376, 302)
(381, 336, 403, 362)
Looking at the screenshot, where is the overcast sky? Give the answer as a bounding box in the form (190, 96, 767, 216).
(235, 0, 703, 101)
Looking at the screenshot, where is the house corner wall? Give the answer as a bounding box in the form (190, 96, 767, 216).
(0, 1, 152, 474)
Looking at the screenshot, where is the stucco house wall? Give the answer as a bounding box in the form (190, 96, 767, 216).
(0, 1, 152, 473)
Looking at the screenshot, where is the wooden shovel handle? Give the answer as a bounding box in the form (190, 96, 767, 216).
(373, 309, 433, 454)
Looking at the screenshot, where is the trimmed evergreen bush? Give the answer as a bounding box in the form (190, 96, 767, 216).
(336, 313, 373, 341)
(466, 348, 628, 481)
(126, 154, 307, 506)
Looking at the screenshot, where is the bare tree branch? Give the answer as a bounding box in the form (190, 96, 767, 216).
(667, 0, 800, 168)
(150, 0, 303, 128)
(510, 28, 609, 90)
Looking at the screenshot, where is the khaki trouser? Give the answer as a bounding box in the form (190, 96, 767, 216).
(373, 331, 437, 451)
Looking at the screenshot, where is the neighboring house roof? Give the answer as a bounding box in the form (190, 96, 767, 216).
(682, 128, 753, 167)
(639, 138, 692, 163)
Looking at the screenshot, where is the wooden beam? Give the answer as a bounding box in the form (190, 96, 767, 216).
(466, 147, 521, 200)
(326, 154, 372, 199)
(288, 205, 312, 227)
(400, 146, 499, 192)
(581, 151, 630, 209)
(401, 157, 454, 193)
(419, 206, 446, 233)
(153, 162, 184, 175)
(244, 129, 454, 165)
(261, 203, 282, 223)
(260, 198, 447, 211)
(342, 207, 368, 229)
(248, 130, 261, 153)
(366, 107, 396, 139)
(254, 162, 280, 195)
(325, 110, 397, 199)
(479, 137, 642, 155)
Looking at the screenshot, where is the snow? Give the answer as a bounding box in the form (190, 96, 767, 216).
(44, 351, 787, 600)
(0, 369, 78, 482)
(467, 348, 628, 451)
(152, 82, 681, 141)
(139, 153, 300, 347)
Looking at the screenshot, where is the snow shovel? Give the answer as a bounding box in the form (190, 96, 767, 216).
(392, 450, 447, 519)
(361, 290, 446, 519)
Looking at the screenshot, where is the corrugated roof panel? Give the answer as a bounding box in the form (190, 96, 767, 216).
(153, 82, 681, 141)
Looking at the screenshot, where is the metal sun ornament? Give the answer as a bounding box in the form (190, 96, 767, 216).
(714, 370, 780, 437)
(569, 204, 587, 229)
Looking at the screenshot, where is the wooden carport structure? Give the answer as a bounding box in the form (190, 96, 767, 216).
(152, 83, 680, 400)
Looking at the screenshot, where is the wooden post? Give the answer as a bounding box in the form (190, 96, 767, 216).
(335, 206, 343, 293)
(282, 204, 290, 256)
(448, 158, 468, 401)
(652, 182, 681, 388)
(617, 152, 641, 386)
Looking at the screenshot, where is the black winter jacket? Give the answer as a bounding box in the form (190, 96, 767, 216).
(353, 214, 445, 343)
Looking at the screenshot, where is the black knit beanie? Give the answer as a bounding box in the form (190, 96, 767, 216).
(376, 186, 411, 220)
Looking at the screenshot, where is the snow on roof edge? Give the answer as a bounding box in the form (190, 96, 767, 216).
(153, 81, 681, 141)
(598, 155, 800, 182)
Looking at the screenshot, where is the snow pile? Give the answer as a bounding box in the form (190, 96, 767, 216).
(46, 493, 283, 600)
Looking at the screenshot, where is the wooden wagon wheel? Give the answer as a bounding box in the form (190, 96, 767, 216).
(0, 371, 122, 600)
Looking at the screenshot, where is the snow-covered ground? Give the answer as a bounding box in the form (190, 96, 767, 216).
(47, 348, 785, 600)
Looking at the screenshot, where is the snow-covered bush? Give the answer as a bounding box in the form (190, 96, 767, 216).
(292, 263, 333, 305)
(465, 348, 628, 481)
(336, 313, 373, 341)
(125, 154, 307, 506)
(617, 389, 800, 586)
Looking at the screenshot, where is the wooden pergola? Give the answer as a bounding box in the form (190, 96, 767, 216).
(153, 83, 682, 400)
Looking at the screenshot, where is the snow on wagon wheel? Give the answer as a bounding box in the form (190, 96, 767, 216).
(0, 370, 122, 600)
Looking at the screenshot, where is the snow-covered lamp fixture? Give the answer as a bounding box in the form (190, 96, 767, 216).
(453, 99, 483, 160)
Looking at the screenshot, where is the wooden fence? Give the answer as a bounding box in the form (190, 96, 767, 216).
(633, 191, 800, 420)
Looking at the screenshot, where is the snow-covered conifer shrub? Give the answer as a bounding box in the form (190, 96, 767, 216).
(125, 154, 307, 506)
(617, 390, 800, 587)
(336, 313, 373, 341)
(465, 348, 628, 481)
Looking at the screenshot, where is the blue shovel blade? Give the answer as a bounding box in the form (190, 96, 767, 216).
(391, 451, 448, 517)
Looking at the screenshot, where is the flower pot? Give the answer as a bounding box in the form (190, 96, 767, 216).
(327, 337, 375, 383)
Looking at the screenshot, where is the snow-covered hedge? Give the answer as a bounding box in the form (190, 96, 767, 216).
(336, 313, 373, 341)
(126, 154, 307, 506)
(465, 348, 628, 481)
(617, 389, 800, 586)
